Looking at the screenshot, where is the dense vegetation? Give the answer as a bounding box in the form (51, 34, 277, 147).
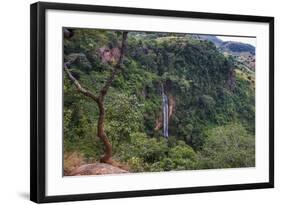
(63, 29, 255, 174)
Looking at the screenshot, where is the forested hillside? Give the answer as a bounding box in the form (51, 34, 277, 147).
(63, 29, 255, 175)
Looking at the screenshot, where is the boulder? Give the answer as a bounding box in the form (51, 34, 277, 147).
(69, 163, 129, 176)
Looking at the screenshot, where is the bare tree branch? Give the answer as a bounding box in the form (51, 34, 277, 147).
(63, 31, 129, 164)
(64, 62, 98, 102)
(100, 32, 128, 97)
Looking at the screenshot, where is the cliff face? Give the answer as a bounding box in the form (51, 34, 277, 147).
(168, 95, 176, 118)
(98, 47, 121, 64)
(154, 94, 176, 131)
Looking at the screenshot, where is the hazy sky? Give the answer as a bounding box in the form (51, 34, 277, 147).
(217, 36, 256, 47)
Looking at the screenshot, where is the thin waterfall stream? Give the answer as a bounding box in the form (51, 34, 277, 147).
(162, 84, 169, 137)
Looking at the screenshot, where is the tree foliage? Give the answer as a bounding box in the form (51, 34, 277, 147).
(64, 29, 255, 173)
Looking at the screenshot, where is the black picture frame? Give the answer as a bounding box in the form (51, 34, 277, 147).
(30, 2, 274, 203)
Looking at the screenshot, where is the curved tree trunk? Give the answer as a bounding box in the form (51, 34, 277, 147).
(97, 98, 113, 163)
(64, 31, 128, 165)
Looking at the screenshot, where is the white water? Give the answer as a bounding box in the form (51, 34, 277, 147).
(162, 84, 169, 137)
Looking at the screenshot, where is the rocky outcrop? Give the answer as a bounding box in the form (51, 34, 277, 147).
(168, 95, 176, 118)
(154, 117, 162, 131)
(69, 163, 129, 176)
(98, 47, 121, 64)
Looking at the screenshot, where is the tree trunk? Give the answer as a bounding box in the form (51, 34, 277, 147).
(97, 98, 113, 163)
(64, 32, 128, 165)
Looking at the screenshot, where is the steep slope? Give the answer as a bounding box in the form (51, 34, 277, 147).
(191, 34, 256, 71)
(63, 29, 255, 173)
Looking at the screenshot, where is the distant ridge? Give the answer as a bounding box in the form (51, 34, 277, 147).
(192, 34, 255, 54)
(220, 41, 255, 54)
(191, 34, 223, 47)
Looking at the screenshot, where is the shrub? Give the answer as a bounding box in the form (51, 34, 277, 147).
(198, 123, 255, 169)
(64, 152, 85, 175)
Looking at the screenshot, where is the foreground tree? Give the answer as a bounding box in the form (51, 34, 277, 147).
(64, 31, 128, 164)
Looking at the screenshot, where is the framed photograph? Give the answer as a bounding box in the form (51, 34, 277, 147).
(30, 2, 274, 203)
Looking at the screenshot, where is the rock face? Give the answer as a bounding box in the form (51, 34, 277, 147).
(69, 163, 128, 176)
(98, 47, 121, 64)
(168, 95, 176, 118)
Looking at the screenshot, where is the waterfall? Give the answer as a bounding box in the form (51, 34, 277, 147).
(162, 84, 169, 137)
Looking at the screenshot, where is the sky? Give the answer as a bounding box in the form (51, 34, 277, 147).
(217, 36, 256, 47)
